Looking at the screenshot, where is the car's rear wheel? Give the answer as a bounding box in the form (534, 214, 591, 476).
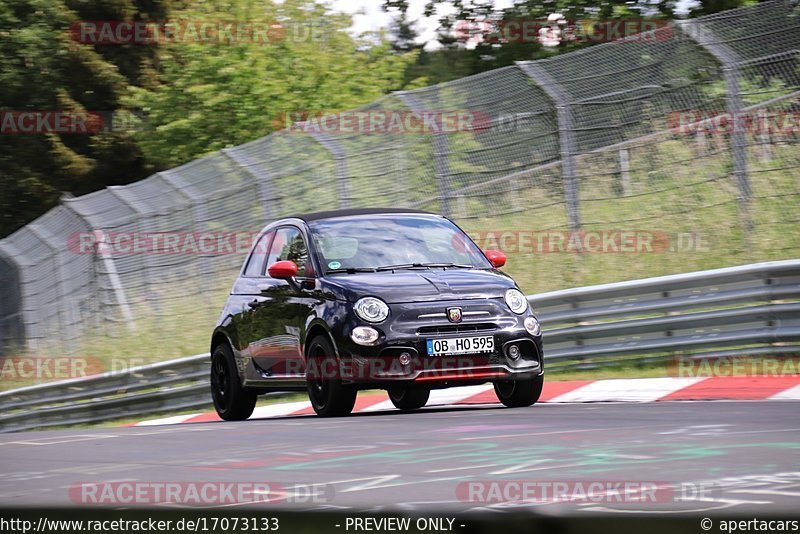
(493, 374, 544, 408)
(211, 343, 257, 421)
(388, 387, 430, 411)
(306, 336, 357, 417)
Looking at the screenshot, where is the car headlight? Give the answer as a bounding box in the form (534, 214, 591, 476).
(354, 297, 390, 323)
(524, 316, 541, 336)
(505, 289, 528, 315)
(351, 326, 380, 346)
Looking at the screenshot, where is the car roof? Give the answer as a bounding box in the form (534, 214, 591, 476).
(288, 208, 438, 223)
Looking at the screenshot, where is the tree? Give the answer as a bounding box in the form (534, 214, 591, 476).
(0, 0, 169, 237)
(690, 0, 758, 17)
(380, 0, 757, 84)
(388, 11, 421, 53)
(126, 0, 419, 168)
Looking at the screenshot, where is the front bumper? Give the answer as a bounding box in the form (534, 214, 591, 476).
(335, 298, 543, 387)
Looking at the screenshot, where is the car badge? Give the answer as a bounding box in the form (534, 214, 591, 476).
(447, 307, 462, 323)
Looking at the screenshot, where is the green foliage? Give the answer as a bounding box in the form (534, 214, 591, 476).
(126, 0, 418, 168)
(0, 0, 168, 237)
(689, 0, 758, 17)
(381, 0, 757, 84)
(1, 0, 416, 236)
(703, 72, 794, 107)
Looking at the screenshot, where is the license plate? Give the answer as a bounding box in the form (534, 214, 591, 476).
(426, 335, 494, 356)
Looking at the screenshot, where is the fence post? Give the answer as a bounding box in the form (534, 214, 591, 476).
(679, 21, 752, 232)
(723, 66, 751, 201)
(307, 130, 350, 209)
(395, 91, 452, 217)
(757, 108, 771, 162)
(223, 147, 278, 220)
(516, 62, 582, 233)
(619, 148, 632, 196)
(680, 20, 753, 251)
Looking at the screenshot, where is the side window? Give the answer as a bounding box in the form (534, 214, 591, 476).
(243, 231, 274, 277)
(266, 227, 311, 276)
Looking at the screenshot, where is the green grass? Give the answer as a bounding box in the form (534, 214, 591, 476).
(458, 138, 800, 295)
(546, 364, 671, 381)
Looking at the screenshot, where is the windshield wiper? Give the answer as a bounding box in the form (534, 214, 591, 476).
(376, 262, 474, 272)
(326, 267, 377, 274)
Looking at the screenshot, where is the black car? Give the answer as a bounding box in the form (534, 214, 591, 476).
(210, 208, 544, 418)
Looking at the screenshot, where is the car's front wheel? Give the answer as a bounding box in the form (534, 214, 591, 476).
(493, 374, 544, 408)
(306, 336, 357, 417)
(211, 343, 257, 421)
(388, 387, 430, 411)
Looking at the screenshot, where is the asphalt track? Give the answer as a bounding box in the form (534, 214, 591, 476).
(0, 401, 798, 513)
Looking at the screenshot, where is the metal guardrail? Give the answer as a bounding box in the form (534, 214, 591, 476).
(532, 259, 800, 369)
(0, 354, 212, 433)
(1, 259, 799, 432)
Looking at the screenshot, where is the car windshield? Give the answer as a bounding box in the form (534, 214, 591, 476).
(308, 215, 491, 273)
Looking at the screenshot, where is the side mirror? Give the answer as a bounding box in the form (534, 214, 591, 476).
(484, 249, 506, 268)
(268, 260, 298, 279)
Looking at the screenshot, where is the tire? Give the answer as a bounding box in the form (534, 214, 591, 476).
(210, 343, 257, 421)
(493, 374, 544, 408)
(306, 336, 357, 417)
(388, 387, 430, 411)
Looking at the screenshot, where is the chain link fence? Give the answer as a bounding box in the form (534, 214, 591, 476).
(1, 0, 798, 357)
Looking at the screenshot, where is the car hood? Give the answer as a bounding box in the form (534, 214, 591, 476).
(321, 268, 517, 303)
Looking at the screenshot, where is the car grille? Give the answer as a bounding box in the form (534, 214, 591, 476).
(417, 323, 497, 335)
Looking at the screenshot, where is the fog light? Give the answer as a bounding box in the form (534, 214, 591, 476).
(524, 316, 541, 336)
(508, 344, 521, 360)
(399, 352, 411, 365)
(350, 326, 379, 346)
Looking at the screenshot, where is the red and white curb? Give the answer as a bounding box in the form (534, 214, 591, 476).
(130, 376, 800, 427)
